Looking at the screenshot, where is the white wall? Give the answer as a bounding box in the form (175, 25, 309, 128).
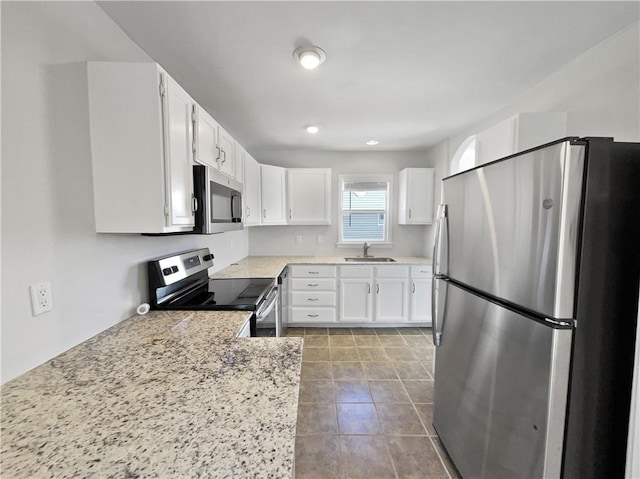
(247, 150, 434, 258)
(0, 2, 248, 383)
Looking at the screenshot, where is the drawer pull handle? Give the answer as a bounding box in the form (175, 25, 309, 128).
(307, 283, 319, 287)
(412, 283, 416, 293)
(307, 298, 319, 301)
(308, 314, 319, 318)
(309, 271, 319, 275)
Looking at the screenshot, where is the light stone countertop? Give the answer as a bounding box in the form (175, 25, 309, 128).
(212, 255, 432, 279)
(1, 310, 303, 478)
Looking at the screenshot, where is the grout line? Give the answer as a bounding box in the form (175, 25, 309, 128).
(428, 435, 454, 479)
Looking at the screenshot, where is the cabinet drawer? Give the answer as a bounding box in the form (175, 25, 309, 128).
(292, 291, 336, 307)
(375, 265, 410, 278)
(291, 278, 336, 291)
(290, 265, 336, 278)
(291, 308, 336, 323)
(339, 265, 373, 278)
(411, 265, 432, 278)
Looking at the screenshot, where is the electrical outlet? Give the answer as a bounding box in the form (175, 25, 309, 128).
(30, 282, 54, 316)
(296, 235, 303, 244)
(317, 235, 324, 244)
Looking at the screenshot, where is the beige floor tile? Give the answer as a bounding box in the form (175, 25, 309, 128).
(403, 335, 432, 348)
(362, 362, 398, 380)
(387, 436, 449, 479)
(397, 327, 424, 336)
(403, 380, 434, 403)
(353, 335, 383, 347)
(376, 403, 426, 435)
(303, 347, 330, 362)
(433, 437, 462, 478)
(339, 436, 396, 478)
(375, 328, 400, 335)
(297, 403, 338, 435)
(351, 327, 377, 335)
(393, 361, 430, 380)
(422, 358, 435, 375)
(358, 348, 390, 362)
(337, 403, 380, 435)
(329, 335, 356, 347)
(328, 327, 352, 335)
(378, 335, 408, 347)
(305, 327, 328, 335)
(295, 435, 341, 479)
(304, 335, 329, 348)
(414, 403, 437, 436)
(368, 380, 410, 403)
(334, 380, 372, 403)
(286, 327, 305, 337)
(331, 362, 365, 380)
(412, 346, 434, 359)
(385, 347, 417, 361)
(301, 361, 332, 380)
(298, 380, 335, 403)
(330, 347, 360, 362)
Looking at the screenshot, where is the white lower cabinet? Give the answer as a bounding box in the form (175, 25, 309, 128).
(290, 265, 337, 324)
(338, 266, 373, 323)
(374, 266, 409, 323)
(409, 266, 432, 325)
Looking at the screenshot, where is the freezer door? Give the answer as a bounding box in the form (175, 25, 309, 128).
(433, 283, 572, 479)
(442, 140, 585, 319)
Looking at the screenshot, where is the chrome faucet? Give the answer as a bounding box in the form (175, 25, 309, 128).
(363, 242, 371, 257)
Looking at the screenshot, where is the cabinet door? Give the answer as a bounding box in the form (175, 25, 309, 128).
(287, 168, 331, 225)
(217, 126, 235, 177)
(260, 164, 287, 224)
(375, 279, 409, 322)
(410, 278, 432, 324)
(399, 168, 435, 224)
(339, 279, 372, 322)
(234, 142, 245, 184)
(194, 106, 219, 169)
(243, 153, 261, 226)
(164, 74, 195, 227)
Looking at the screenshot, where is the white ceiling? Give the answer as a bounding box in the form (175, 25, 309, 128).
(98, 1, 639, 152)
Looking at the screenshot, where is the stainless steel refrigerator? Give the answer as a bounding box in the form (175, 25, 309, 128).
(431, 137, 639, 479)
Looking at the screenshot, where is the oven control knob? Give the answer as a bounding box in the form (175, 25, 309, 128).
(162, 268, 172, 276)
(203, 254, 214, 261)
(171, 266, 179, 273)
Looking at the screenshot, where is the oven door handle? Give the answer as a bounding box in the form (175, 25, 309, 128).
(256, 287, 279, 319)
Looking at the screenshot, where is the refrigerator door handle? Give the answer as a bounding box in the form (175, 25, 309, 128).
(432, 278, 448, 346)
(432, 204, 448, 277)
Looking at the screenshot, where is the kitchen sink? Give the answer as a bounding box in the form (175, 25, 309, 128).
(344, 257, 396, 262)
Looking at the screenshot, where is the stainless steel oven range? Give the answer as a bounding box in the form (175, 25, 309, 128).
(147, 248, 283, 337)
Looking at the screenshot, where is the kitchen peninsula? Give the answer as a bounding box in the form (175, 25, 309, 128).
(1, 310, 303, 478)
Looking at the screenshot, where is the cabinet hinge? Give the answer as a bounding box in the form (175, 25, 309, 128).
(159, 76, 166, 98)
(192, 140, 197, 155)
(164, 204, 170, 217)
(191, 105, 196, 123)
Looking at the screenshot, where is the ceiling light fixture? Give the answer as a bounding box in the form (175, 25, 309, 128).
(305, 125, 320, 134)
(366, 140, 379, 146)
(293, 45, 326, 70)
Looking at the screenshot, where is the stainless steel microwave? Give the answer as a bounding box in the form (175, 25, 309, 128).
(193, 165, 243, 234)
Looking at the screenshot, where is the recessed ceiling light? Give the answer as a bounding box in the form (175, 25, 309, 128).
(293, 46, 327, 70)
(366, 140, 379, 146)
(306, 125, 319, 134)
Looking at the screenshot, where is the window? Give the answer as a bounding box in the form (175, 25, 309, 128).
(339, 174, 392, 244)
(450, 135, 476, 175)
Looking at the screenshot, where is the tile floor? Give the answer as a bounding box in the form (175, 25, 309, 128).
(287, 326, 460, 479)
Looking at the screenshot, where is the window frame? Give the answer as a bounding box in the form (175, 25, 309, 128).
(337, 173, 393, 246)
(450, 135, 477, 175)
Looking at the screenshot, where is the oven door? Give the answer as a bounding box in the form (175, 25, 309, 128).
(255, 286, 282, 337)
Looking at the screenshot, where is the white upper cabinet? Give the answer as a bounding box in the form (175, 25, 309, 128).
(88, 62, 195, 233)
(287, 168, 332, 225)
(193, 105, 220, 169)
(260, 164, 287, 224)
(398, 168, 435, 225)
(217, 126, 235, 178)
(476, 112, 567, 166)
(234, 142, 245, 184)
(243, 153, 261, 226)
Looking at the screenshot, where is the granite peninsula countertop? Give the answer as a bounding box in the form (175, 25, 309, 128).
(212, 255, 432, 279)
(1, 310, 303, 478)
